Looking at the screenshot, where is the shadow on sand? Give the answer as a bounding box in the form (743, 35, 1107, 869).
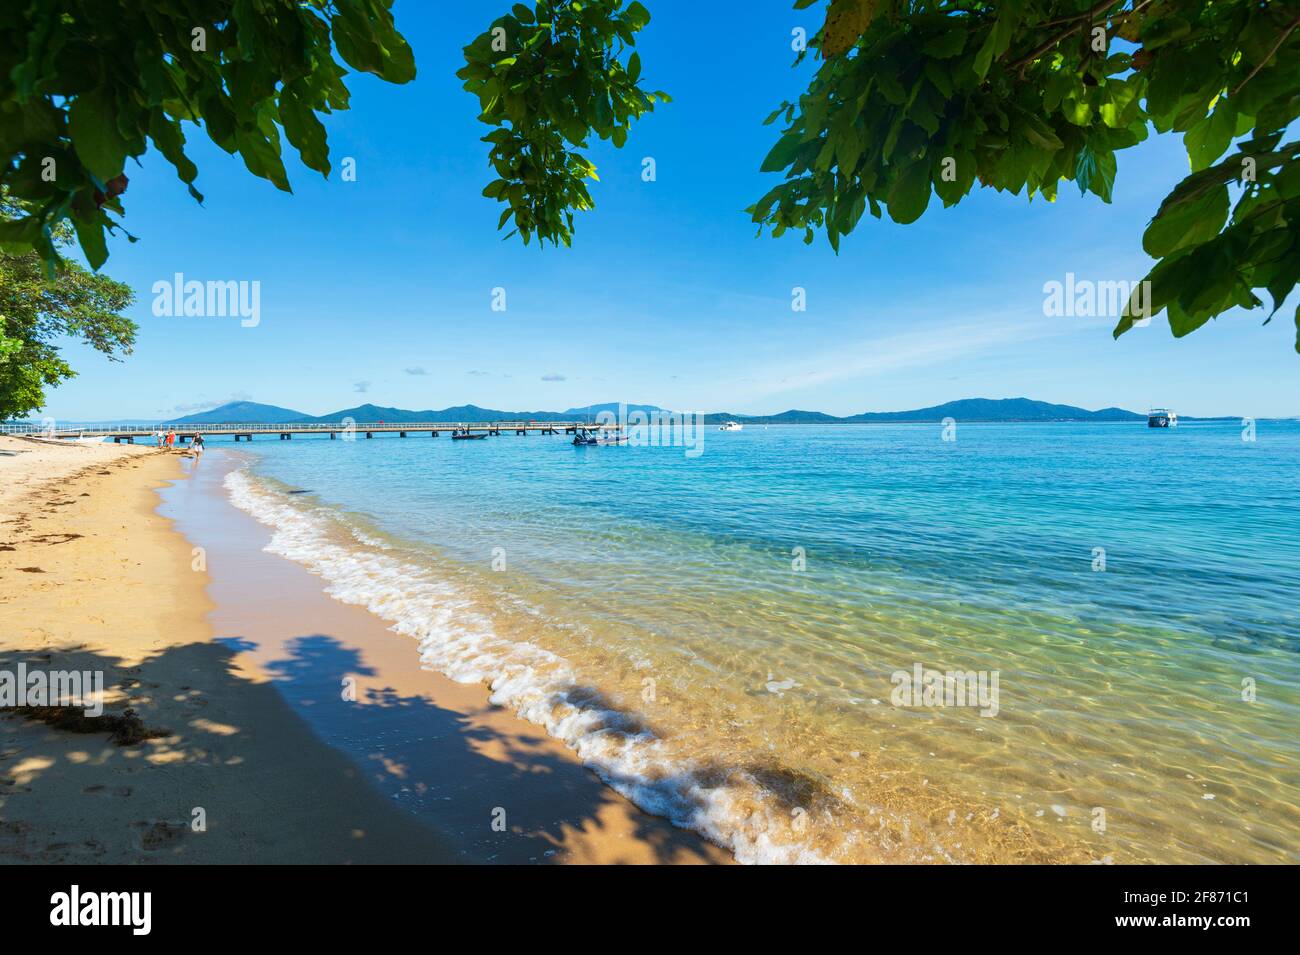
(1, 636, 731, 864)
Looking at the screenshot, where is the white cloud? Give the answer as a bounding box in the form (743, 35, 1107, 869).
(737, 313, 1105, 404)
(159, 391, 252, 415)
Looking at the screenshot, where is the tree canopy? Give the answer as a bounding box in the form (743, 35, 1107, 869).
(0, 0, 414, 273)
(458, 0, 668, 247)
(0, 202, 135, 421)
(2, 1, 1295, 358)
(749, 0, 1300, 350)
(458, 0, 1299, 351)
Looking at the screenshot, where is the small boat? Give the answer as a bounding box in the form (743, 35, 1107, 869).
(451, 428, 488, 440)
(719, 420, 743, 432)
(1147, 408, 1178, 428)
(572, 427, 628, 446)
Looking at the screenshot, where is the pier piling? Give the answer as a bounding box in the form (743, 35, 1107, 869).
(28, 420, 595, 445)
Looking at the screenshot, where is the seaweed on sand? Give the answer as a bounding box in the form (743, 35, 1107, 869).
(4, 706, 170, 745)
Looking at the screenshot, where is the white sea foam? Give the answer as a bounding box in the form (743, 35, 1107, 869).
(224, 467, 832, 864)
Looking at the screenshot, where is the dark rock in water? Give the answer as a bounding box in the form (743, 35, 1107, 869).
(287, 489, 311, 495)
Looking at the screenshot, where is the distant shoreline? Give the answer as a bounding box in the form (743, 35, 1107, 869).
(15, 396, 1283, 428)
(7, 416, 1280, 431)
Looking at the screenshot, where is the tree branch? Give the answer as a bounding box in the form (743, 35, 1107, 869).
(1007, 0, 1157, 74)
(1231, 14, 1300, 97)
(1037, 0, 1128, 30)
(1008, 24, 1084, 72)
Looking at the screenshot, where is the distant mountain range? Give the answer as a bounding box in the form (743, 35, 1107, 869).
(163, 397, 1167, 426)
(707, 398, 1148, 424)
(166, 401, 670, 425)
(171, 401, 308, 424)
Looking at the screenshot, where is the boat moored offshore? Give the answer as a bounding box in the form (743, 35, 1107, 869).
(572, 426, 628, 446)
(719, 420, 743, 432)
(1148, 408, 1178, 428)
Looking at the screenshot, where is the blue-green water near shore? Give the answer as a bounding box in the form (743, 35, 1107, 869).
(220, 421, 1299, 863)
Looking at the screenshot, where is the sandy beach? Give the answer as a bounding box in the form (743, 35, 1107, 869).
(0, 436, 726, 864)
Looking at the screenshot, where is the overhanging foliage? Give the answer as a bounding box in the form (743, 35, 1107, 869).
(750, 0, 1300, 350)
(0, 0, 415, 273)
(458, 0, 668, 246)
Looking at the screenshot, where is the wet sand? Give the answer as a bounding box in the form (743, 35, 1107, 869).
(165, 450, 728, 863)
(0, 435, 457, 862)
(0, 435, 727, 864)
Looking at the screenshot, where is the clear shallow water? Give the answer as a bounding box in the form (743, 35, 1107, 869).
(222, 421, 1300, 863)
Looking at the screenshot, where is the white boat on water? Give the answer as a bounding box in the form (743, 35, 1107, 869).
(572, 426, 628, 446)
(719, 420, 743, 432)
(1148, 408, 1178, 428)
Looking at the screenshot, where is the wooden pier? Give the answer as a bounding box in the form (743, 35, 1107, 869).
(0, 421, 590, 444)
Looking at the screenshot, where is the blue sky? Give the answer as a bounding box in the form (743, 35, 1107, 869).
(41, 0, 1300, 421)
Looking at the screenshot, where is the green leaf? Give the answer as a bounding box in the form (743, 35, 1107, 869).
(279, 85, 331, 176)
(234, 127, 291, 192)
(1075, 146, 1097, 196)
(72, 213, 108, 271)
(1166, 300, 1213, 337)
(1061, 92, 1093, 126)
(922, 30, 966, 60)
(973, 3, 1023, 80)
(1019, 111, 1063, 151)
(1143, 187, 1230, 258)
(1099, 79, 1140, 129)
(761, 133, 803, 173)
(886, 159, 932, 224)
(624, 1, 651, 31)
(933, 150, 975, 206)
(0, 217, 41, 254)
(973, 33, 998, 80)
(1184, 103, 1236, 172)
(1142, 15, 1192, 51)
(1092, 150, 1116, 202)
(69, 88, 128, 181)
(334, 0, 416, 83)
(148, 111, 200, 187)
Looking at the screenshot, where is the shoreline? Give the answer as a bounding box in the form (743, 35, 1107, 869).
(167, 449, 729, 863)
(0, 436, 727, 864)
(1, 434, 458, 863)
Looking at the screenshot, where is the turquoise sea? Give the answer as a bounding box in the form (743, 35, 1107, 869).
(221, 420, 1300, 863)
